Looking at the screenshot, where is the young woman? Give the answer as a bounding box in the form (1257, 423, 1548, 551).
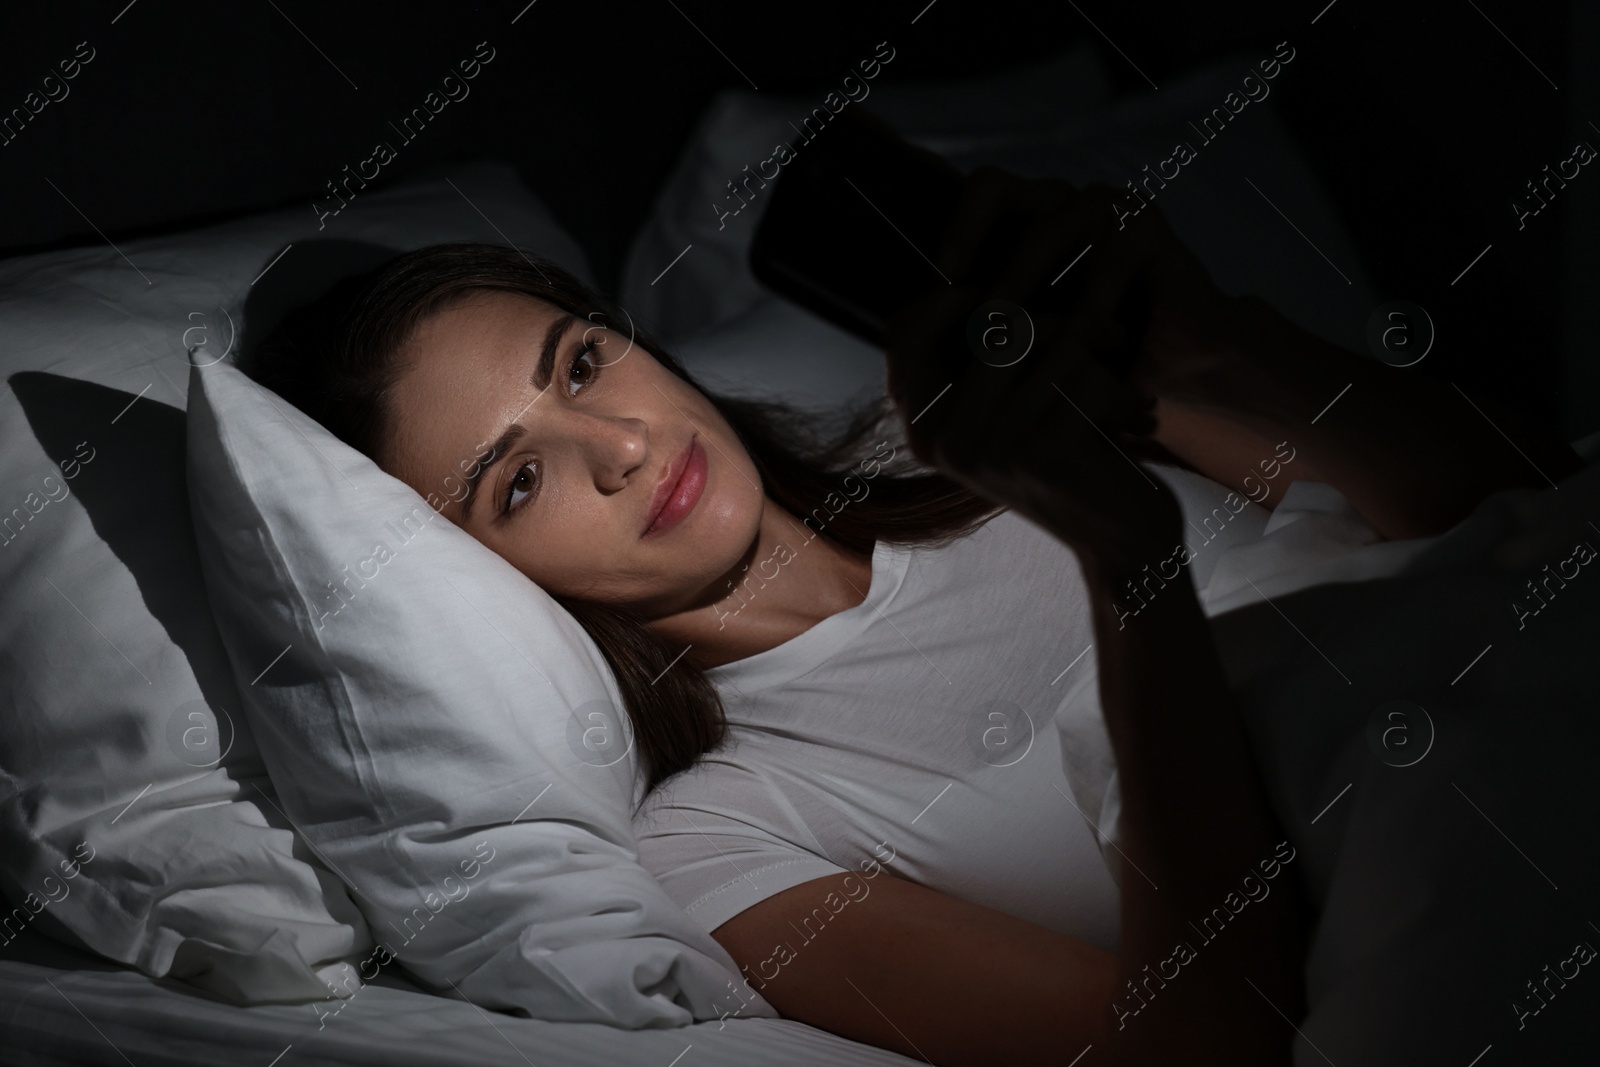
(248, 167, 1581, 1066)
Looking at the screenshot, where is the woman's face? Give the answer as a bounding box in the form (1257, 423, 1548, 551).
(383, 290, 764, 618)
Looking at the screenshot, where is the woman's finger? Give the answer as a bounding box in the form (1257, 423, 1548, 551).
(924, 301, 1047, 470)
(935, 166, 1068, 283)
(1031, 313, 1152, 437)
(970, 184, 1153, 356)
(985, 185, 1102, 307)
(884, 283, 984, 443)
(940, 308, 1150, 484)
(1066, 187, 1165, 336)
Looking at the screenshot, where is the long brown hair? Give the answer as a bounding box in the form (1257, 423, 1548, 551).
(247, 242, 1021, 797)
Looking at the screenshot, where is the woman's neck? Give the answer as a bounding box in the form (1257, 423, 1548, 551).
(644, 499, 874, 671)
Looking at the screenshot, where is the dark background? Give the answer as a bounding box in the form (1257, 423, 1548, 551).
(2, 0, 1593, 435)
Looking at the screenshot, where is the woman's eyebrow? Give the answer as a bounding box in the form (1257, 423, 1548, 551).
(531, 312, 578, 391)
(458, 311, 578, 520)
(459, 423, 525, 521)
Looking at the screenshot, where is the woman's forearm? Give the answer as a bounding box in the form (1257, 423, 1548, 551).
(1074, 545, 1307, 1066)
(1206, 296, 1585, 540)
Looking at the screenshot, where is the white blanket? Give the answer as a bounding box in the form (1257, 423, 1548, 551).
(0, 933, 920, 1067)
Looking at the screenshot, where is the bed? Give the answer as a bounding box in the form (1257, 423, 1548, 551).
(4, 42, 1597, 1066)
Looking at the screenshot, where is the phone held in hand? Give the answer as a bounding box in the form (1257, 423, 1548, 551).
(749, 105, 1149, 381)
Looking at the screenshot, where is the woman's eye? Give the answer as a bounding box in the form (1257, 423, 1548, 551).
(566, 340, 601, 398)
(505, 461, 537, 511)
(501, 340, 600, 515)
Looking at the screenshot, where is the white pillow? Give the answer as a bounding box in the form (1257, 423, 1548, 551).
(664, 295, 889, 436)
(185, 357, 777, 1028)
(0, 159, 595, 1003)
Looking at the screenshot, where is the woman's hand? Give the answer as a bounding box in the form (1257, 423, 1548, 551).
(913, 166, 1585, 543)
(882, 255, 1182, 571)
(886, 167, 1314, 1067)
(929, 165, 1275, 423)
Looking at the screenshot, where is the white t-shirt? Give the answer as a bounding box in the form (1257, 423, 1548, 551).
(632, 463, 1378, 951)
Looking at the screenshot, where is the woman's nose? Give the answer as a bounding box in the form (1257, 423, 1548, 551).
(583, 415, 649, 492)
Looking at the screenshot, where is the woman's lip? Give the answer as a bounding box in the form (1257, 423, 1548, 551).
(643, 437, 706, 537)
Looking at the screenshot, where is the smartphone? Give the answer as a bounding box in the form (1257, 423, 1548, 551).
(749, 105, 1149, 381)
